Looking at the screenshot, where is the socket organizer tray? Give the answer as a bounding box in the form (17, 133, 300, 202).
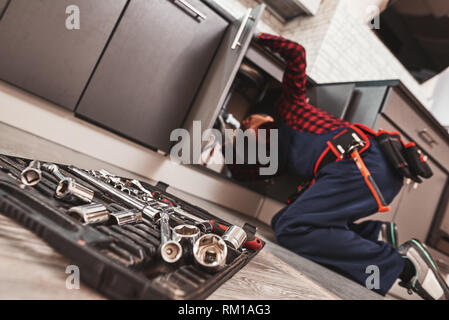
(0, 154, 264, 300)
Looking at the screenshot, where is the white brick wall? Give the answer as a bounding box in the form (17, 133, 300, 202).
(217, 0, 432, 109)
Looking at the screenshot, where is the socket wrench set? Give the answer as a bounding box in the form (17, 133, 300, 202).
(0, 154, 264, 299)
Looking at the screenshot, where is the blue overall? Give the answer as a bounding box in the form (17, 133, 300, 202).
(272, 122, 404, 295)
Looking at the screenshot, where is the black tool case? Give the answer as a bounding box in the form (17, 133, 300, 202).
(0, 154, 264, 300)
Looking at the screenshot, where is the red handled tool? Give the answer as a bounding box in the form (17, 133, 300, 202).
(350, 149, 391, 213)
(208, 220, 263, 251)
(321, 127, 391, 214)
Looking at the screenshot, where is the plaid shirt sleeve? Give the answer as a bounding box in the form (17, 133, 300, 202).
(227, 34, 352, 181)
(258, 33, 351, 134)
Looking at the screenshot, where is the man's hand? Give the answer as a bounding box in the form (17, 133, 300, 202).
(242, 114, 275, 131)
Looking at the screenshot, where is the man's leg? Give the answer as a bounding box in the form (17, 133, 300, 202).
(349, 220, 399, 249)
(348, 221, 382, 242)
(272, 160, 404, 295)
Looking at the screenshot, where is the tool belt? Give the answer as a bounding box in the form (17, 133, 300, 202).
(315, 124, 433, 183)
(287, 124, 433, 206)
(355, 124, 433, 183)
(314, 125, 371, 176)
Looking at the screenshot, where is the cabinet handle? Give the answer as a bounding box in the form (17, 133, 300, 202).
(231, 9, 253, 50)
(418, 129, 438, 147)
(0, 0, 11, 21)
(174, 0, 206, 21)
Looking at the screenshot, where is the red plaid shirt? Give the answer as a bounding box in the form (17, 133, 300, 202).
(259, 33, 350, 133)
(228, 34, 350, 181)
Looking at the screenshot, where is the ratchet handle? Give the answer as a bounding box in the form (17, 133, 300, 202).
(209, 220, 229, 235)
(244, 236, 264, 251)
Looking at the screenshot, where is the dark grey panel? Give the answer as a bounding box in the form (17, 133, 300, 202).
(345, 86, 389, 127)
(77, 0, 228, 152)
(0, 0, 127, 110)
(307, 83, 355, 119)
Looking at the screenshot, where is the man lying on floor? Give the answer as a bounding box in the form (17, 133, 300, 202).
(227, 33, 449, 300)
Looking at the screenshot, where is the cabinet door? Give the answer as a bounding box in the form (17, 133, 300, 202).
(369, 115, 448, 242)
(183, 5, 265, 151)
(76, 0, 228, 152)
(382, 87, 449, 173)
(307, 83, 355, 119)
(393, 160, 447, 244)
(0, 0, 127, 110)
(345, 85, 389, 127)
(439, 193, 449, 236)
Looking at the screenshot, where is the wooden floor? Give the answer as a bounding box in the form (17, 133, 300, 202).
(0, 214, 338, 300)
(8, 121, 446, 300)
(0, 122, 343, 300)
(9, 121, 448, 300)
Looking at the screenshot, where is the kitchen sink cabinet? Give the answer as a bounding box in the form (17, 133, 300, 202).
(76, 0, 229, 152)
(0, 0, 127, 110)
(183, 5, 265, 157)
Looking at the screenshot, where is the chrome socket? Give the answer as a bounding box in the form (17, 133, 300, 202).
(42, 163, 94, 203)
(193, 234, 227, 272)
(159, 209, 182, 263)
(222, 225, 247, 250)
(68, 203, 110, 225)
(110, 209, 143, 225)
(172, 224, 201, 259)
(68, 166, 160, 221)
(160, 240, 183, 264)
(20, 160, 42, 186)
(172, 224, 201, 246)
(56, 178, 94, 204)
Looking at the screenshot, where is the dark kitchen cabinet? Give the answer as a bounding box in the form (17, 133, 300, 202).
(346, 85, 390, 128)
(379, 86, 449, 244)
(307, 83, 355, 119)
(0, 0, 127, 110)
(393, 159, 446, 244)
(366, 96, 449, 244)
(382, 87, 449, 172)
(183, 5, 265, 157)
(76, 0, 229, 152)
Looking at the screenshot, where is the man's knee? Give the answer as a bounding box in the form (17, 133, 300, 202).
(274, 215, 313, 248)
